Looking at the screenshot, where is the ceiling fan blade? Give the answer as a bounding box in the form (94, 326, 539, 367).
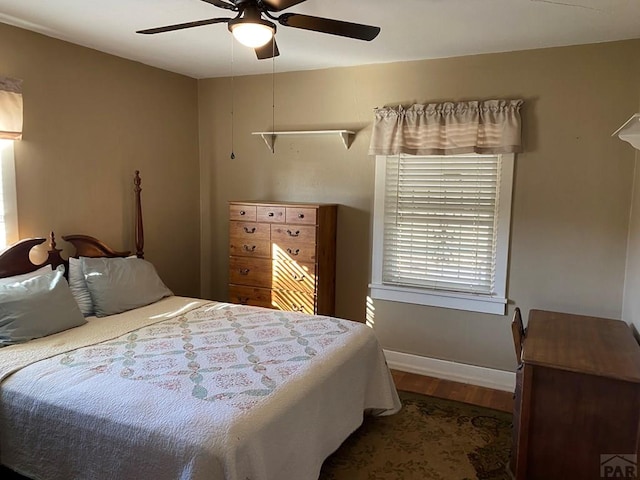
(137, 17, 230, 35)
(261, 0, 308, 12)
(200, 0, 237, 10)
(277, 13, 380, 41)
(255, 38, 280, 59)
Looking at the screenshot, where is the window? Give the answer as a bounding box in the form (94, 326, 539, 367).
(0, 76, 22, 250)
(370, 153, 515, 315)
(0, 139, 18, 250)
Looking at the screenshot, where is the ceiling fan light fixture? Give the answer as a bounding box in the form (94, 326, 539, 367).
(228, 18, 275, 48)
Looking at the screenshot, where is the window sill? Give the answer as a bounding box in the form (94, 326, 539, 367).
(369, 283, 507, 315)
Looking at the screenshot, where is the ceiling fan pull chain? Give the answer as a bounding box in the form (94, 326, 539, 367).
(230, 38, 236, 160)
(272, 42, 276, 154)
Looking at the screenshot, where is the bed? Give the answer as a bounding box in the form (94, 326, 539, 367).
(0, 172, 401, 480)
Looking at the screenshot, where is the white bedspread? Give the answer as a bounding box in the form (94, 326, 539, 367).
(0, 297, 400, 480)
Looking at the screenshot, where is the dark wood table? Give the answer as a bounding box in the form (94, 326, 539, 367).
(511, 309, 640, 479)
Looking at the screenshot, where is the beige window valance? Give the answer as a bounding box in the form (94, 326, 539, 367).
(368, 99, 523, 156)
(0, 77, 23, 140)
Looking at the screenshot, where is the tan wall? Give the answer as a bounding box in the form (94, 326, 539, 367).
(0, 22, 201, 296)
(622, 87, 640, 333)
(199, 40, 640, 372)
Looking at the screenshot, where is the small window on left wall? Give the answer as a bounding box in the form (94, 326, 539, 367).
(0, 139, 18, 250)
(0, 76, 22, 250)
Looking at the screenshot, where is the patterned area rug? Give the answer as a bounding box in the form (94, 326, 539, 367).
(320, 390, 513, 480)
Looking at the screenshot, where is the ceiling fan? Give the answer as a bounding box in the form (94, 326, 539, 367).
(136, 0, 381, 60)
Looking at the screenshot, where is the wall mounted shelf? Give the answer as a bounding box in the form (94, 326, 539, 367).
(252, 130, 355, 152)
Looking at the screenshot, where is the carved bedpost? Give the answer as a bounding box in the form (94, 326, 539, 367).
(134, 170, 144, 259)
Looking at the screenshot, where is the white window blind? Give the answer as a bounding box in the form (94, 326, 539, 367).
(382, 155, 501, 295)
(370, 153, 514, 315)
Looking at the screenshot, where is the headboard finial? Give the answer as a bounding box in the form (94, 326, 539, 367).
(49, 231, 57, 251)
(46, 231, 65, 272)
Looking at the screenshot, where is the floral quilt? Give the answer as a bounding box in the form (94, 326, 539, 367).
(0, 298, 400, 480)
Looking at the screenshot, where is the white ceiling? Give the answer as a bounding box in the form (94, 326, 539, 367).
(0, 0, 639, 79)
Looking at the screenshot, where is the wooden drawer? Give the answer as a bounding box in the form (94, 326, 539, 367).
(230, 221, 270, 259)
(230, 204, 257, 222)
(229, 256, 272, 288)
(272, 242, 316, 264)
(229, 285, 274, 309)
(257, 205, 285, 223)
(286, 207, 317, 225)
(229, 221, 270, 241)
(272, 289, 316, 315)
(271, 224, 316, 244)
(230, 238, 270, 258)
(272, 261, 316, 293)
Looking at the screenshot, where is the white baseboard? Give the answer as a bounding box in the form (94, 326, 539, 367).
(384, 349, 516, 392)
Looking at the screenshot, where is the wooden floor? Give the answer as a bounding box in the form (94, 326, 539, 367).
(391, 369, 514, 413)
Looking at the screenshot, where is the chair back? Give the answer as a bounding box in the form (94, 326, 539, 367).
(511, 307, 525, 366)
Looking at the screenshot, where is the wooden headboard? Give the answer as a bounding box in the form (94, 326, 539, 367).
(0, 235, 64, 279)
(62, 235, 131, 259)
(0, 171, 144, 279)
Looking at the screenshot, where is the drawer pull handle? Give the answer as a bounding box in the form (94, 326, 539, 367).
(243, 245, 256, 252)
(286, 248, 300, 256)
(298, 213, 304, 219)
(287, 229, 300, 237)
(244, 227, 256, 234)
(291, 304, 304, 312)
(239, 210, 246, 216)
(239, 268, 250, 275)
(268, 212, 275, 217)
(292, 274, 306, 282)
(238, 297, 249, 304)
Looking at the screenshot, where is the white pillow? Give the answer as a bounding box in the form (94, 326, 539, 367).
(68, 257, 94, 316)
(81, 257, 173, 317)
(0, 266, 86, 347)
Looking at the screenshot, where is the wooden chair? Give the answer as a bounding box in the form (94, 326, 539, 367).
(510, 307, 527, 476)
(511, 307, 525, 366)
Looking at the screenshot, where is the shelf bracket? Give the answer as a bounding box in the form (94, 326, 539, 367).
(257, 133, 276, 153)
(339, 131, 354, 149)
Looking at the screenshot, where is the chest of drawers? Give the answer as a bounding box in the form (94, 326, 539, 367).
(511, 310, 640, 479)
(228, 201, 337, 315)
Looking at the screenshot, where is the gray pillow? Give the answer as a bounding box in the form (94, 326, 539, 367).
(81, 257, 173, 317)
(0, 264, 52, 286)
(68, 257, 94, 316)
(0, 266, 87, 347)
